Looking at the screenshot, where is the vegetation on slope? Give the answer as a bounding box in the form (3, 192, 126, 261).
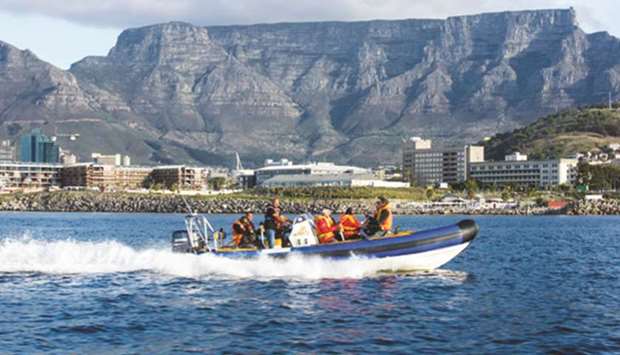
(483, 106, 620, 160)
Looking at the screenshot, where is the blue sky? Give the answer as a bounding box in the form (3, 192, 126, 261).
(0, 0, 617, 69)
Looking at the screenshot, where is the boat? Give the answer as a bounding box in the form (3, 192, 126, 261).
(171, 212, 479, 271)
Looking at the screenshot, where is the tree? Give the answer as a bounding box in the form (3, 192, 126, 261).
(208, 177, 227, 191)
(464, 179, 478, 199)
(425, 188, 434, 201)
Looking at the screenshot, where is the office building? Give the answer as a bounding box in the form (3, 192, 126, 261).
(19, 129, 60, 163)
(469, 154, 578, 187)
(255, 160, 369, 186)
(402, 137, 484, 186)
(91, 153, 131, 166)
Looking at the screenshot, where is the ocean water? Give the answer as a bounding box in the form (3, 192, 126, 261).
(0, 212, 619, 354)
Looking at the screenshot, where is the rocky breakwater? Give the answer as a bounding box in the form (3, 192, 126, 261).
(566, 199, 620, 215)
(0, 192, 376, 214)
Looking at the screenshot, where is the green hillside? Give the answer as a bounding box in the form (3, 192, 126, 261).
(483, 107, 620, 160)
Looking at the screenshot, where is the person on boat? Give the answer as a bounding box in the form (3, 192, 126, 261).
(339, 207, 361, 240)
(264, 198, 289, 248)
(315, 209, 340, 244)
(362, 196, 393, 237)
(231, 212, 256, 248)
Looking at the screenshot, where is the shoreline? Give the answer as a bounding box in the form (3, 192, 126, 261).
(0, 191, 618, 216)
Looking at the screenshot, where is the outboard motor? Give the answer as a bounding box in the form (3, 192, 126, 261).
(171, 230, 193, 253)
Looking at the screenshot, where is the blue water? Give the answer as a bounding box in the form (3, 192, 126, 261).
(0, 213, 619, 354)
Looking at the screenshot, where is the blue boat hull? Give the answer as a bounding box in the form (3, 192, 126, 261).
(209, 220, 478, 269)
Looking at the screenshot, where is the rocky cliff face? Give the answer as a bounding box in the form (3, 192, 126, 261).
(1, 9, 620, 166)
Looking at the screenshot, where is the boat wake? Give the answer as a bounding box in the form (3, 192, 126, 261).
(0, 237, 468, 281)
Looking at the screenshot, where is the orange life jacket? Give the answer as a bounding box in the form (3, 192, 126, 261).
(231, 220, 246, 246)
(315, 215, 337, 244)
(339, 214, 361, 238)
(374, 204, 393, 232)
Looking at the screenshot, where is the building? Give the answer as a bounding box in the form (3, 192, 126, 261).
(0, 140, 15, 161)
(149, 166, 207, 190)
(469, 154, 578, 187)
(0, 162, 62, 190)
(91, 153, 131, 166)
(19, 129, 60, 163)
(61, 164, 152, 190)
(402, 137, 484, 186)
(255, 160, 369, 186)
(261, 173, 409, 188)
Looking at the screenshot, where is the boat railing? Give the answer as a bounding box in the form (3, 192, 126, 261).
(184, 213, 217, 252)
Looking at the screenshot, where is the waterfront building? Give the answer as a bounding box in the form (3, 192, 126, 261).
(0, 140, 15, 161)
(149, 166, 207, 190)
(469, 154, 578, 187)
(91, 153, 131, 166)
(0, 162, 62, 190)
(19, 129, 60, 163)
(255, 160, 369, 186)
(61, 164, 153, 190)
(261, 173, 410, 188)
(401, 137, 484, 186)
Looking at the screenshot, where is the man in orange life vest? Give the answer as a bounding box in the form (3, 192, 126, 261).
(231, 212, 257, 248)
(314, 209, 340, 244)
(363, 196, 393, 237)
(339, 207, 361, 240)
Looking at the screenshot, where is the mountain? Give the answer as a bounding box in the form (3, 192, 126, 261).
(2, 9, 620, 167)
(482, 105, 620, 160)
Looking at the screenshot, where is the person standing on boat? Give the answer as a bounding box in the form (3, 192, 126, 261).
(339, 207, 361, 239)
(232, 212, 256, 248)
(264, 198, 288, 248)
(315, 209, 340, 244)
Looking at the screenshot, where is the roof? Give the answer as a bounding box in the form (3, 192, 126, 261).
(262, 173, 379, 184)
(256, 162, 368, 173)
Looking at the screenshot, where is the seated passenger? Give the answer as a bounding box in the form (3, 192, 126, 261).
(232, 212, 257, 248)
(362, 196, 393, 238)
(314, 209, 339, 244)
(339, 207, 361, 240)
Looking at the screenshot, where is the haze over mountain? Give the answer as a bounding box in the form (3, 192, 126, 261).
(1, 8, 620, 167)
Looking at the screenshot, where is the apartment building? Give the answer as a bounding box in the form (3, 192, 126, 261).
(402, 137, 484, 186)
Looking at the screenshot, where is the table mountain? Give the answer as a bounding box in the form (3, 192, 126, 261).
(2, 8, 620, 166)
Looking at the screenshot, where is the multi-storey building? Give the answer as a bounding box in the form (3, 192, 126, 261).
(0, 162, 62, 190)
(61, 164, 152, 190)
(19, 129, 60, 163)
(149, 166, 207, 190)
(0, 140, 15, 161)
(402, 137, 484, 186)
(255, 160, 369, 186)
(469, 154, 578, 187)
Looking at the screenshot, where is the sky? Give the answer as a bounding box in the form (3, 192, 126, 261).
(0, 0, 618, 69)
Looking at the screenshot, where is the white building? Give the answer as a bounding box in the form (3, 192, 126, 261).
(255, 161, 369, 186)
(402, 137, 484, 186)
(261, 173, 409, 188)
(0, 140, 15, 161)
(91, 153, 131, 166)
(469, 154, 578, 187)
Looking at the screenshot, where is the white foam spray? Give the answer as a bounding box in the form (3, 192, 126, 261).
(0, 237, 467, 281)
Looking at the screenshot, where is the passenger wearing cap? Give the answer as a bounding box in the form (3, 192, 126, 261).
(314, 209, 340, 244)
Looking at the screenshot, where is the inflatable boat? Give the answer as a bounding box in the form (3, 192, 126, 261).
(171, 213, 479, 270)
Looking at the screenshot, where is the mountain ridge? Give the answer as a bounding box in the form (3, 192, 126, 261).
(1, 8, 620, 167)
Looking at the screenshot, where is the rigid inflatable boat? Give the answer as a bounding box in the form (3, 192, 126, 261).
(171, 213, 478, 270)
